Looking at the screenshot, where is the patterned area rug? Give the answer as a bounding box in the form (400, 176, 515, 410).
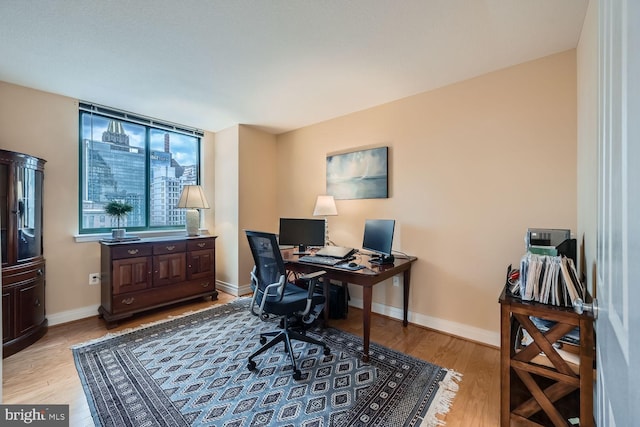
(73, 299, 461, 426)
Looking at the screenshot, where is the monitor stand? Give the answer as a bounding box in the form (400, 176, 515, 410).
(369, 254, 395, 265)
(293, 244, 310, 256)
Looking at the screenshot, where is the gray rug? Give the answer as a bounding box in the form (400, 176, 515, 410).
(73, 299, 460, 426)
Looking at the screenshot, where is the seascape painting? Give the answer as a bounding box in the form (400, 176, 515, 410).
(326, 147, 388, 199)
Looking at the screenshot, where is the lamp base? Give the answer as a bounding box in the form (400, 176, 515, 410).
(323, 217, 335, 246)
(185, 209, 200, 236)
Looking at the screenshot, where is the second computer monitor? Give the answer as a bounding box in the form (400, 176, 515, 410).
(362, 219, 396, 264)
(278, 218, 325, 253)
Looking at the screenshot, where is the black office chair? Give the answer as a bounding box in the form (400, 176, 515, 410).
(245, 230, 330, 380)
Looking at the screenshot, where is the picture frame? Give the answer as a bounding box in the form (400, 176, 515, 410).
(326, 146, 388, 200)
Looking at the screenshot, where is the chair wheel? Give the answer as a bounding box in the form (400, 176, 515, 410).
(293, 370, 302, 380)
(323, 347, 331, 356)
(247, 360, 256, 371)
(260, 336, 267, 344)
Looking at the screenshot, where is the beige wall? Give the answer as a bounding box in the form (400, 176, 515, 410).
(577, 0, 598, 295)
(214, 125, 240, 294)
(0, 84, 99, 319)
(1, 49, 579, 345)
(238, 125, 278, 293)
(276, 51, 578, 343)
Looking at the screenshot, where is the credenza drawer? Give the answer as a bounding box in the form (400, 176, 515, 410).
(111, 279, 216, 314)
(153, 242, 186, 255)
(111, 245, 152, 259)
(187, 238, 215, 251)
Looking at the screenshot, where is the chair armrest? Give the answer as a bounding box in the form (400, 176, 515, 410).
(299, 271, 326, 281)
(299, 270, 326, 298)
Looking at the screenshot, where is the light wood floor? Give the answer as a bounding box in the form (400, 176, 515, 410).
(2, 293, 500, 426)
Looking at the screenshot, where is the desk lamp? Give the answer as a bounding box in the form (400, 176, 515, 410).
(313, 195, 338, 245)
(176, 185, 210, 236)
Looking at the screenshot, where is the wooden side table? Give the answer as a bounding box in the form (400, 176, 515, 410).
(499, 288, 595, 426)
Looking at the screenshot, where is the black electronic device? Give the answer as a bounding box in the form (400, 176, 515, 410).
(362, 219, 396, 265)
(526, 228, 576, 263)
(278, 218, 325, 254)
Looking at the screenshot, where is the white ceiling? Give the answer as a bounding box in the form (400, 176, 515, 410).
(0, 0, 588, 134)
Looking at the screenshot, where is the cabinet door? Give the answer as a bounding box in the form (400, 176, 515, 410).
(16, 278, 45, 336)
(2, 288, 13, 343)
(16, 167, 43, 262)
(153, 253, 186, 286)
(113, 256, 152, 294)
(1, 162, 8, 266)
(188, 249, 215, 280)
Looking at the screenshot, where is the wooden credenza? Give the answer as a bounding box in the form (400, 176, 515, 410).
(499, 287, 595, 427)
(99, 235, 218, 328)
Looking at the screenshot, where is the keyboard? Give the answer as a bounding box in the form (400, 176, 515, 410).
(298, 255, 343, 266)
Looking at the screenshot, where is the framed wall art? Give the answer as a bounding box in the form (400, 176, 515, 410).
(326, 146, 388, 200)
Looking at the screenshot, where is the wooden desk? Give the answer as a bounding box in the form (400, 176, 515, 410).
(283, 251, 417, 362)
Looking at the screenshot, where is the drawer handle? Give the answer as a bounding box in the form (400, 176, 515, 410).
(128, 249, 139, 255)
(34, 298, 41, 307)
(122, 297, 135, 305)
(36, 269, 44, 276)
(201, 282, 210, 288)
(166, 245, 176, 251)
(197, 243, 206, 248)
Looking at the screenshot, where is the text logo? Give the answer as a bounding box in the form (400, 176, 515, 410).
(1, 405, 69, 426)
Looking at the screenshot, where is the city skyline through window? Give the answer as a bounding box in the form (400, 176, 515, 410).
(79, 107, 201, 233)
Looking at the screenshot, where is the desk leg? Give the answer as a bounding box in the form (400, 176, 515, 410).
(403, 269, 411, 327)
(362, 286, 372, 362)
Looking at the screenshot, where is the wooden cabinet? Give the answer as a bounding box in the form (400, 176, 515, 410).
(99, 236, 217, 328)
(499, 288, 595, 427)
(1, 149, 47, 358)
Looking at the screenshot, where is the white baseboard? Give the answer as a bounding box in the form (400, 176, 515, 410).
(45, 288, 499, 347)
(216, 280, 253, 296)
(348, 297, 500, 347)
(48, 305, 100, 326)
(47, 280, 237, 326)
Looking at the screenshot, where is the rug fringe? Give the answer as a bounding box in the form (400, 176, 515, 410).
(71, 297, 248, 349)
(420, 369, 463, 427)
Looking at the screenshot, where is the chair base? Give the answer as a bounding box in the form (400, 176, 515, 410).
(247, 326, 330, 380)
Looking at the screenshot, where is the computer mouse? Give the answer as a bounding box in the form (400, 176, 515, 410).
(348, 262, 358, 268)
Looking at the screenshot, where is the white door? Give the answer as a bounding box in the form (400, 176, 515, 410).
(596, 0, 640, 425)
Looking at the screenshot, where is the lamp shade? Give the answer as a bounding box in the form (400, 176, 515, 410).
(313, 195, 337, 216)
(176, 185, 210, 209)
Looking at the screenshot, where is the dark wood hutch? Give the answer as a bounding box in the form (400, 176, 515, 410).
(1, 149, 47, 358)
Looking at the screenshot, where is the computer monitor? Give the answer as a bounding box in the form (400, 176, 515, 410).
(362, 219, 395, 264)
(278, 218, 325, 253)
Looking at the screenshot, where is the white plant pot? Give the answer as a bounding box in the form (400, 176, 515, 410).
(112, 228, 126, 239)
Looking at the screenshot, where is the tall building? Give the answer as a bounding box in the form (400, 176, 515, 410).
(83, 123, 194, 229)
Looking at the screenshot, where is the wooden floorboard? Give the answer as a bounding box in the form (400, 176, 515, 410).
(2, 293, 500, 426)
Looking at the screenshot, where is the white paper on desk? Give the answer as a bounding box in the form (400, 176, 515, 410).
(567, 257, 585, 300)
(524, 254, 542, 301)
(549, 257, 560, 304)
(519, 254, 529, 297)
(540, 257, 554, 304)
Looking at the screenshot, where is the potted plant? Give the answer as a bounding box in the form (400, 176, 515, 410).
(104, 200, 133, 239)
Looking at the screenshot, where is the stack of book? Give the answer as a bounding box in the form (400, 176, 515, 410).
(518, 253, 585, 307)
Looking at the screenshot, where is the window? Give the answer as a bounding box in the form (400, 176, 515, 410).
(79, 103, 203, 234)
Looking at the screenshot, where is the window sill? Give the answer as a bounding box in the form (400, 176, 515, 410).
(73, 229, 208, 243)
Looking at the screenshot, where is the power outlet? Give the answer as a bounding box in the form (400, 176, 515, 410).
(392, 276, 400, 287)
(89, 273, 101, 285)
